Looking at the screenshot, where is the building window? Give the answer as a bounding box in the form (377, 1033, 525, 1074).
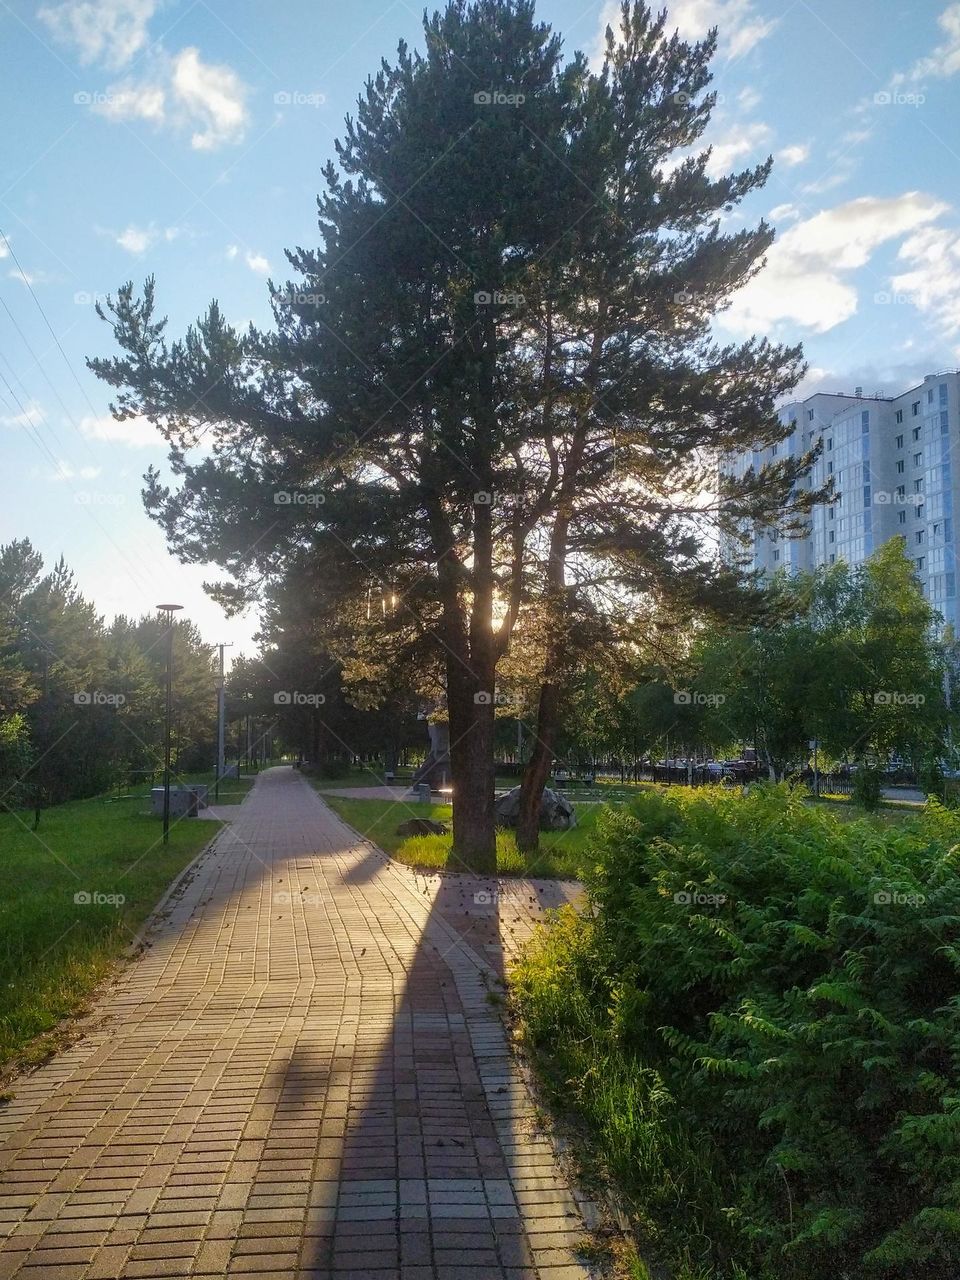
(940, 383, 948, 404)
(914, 479, 923, 493)
(899, 510, 906, 524)
(913, 401, 920, 415)
(897, 460, 905, 473)
(829, 553, 836, 564)
(941, 411, 949, 434)
(917, 504, 925, 519)
(829, 530, 835, 543)
(914, 452, 922, 465)
(896, 409, 904, 423)
(828, 461, 833, 474)
(829, 507, 835, 519)
(916, 556, 925, 570)
(928, 388, 935, 404)
(913, 427, 921, 440)
(896, 434, 904, 448)
(896, 485, 906, 499)
(827, 438, 833, 450)
(862, 410, 870, 431)
(807, 409, 814, 420)
(916, 530, 924, 544)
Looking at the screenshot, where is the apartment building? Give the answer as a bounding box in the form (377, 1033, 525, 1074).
(721, 370, 960, 628)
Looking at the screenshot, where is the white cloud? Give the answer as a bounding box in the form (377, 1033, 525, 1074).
(667, 0, 777, 59)
(721, 192, 948, 335)
(593, 0, 774, 66)
(8, 268, 34, 286)
(79, 413, 159, 447)
(38, 0, 156, 70)
(227, 245, 270, 274)
(244, 251, 270, 275)
(893, 3, 960, 86)
(48, 462, 101, 482)
(737, 86, 762, 111)
(116, 225, 154, 254)
(891, 225, 960, 334)
(93, 79, 166, 124)
(109, 223, 182, 254)
(778, 143, 809, 167)
(171, 47, 248, 150)
(704, 120, 771, 178)
(0, 401, 43, 428)
(0, 238, 8, 260)
(769, 202, 800, 222)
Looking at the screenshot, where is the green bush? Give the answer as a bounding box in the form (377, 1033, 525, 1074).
(512, 784, 960, 1279)
(852, 764, 884, 811)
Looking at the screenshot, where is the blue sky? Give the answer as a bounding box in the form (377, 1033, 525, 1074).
(2, 0, 960, 656)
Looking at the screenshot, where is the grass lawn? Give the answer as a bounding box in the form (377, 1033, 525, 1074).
(181, 769, 256, 806)
(0, 794, 221, 1075)
(319, 792, 599, 879)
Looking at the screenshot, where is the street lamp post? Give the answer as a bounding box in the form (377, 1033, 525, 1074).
(157, 603, 183, 843)
(215, 642, 233, 803)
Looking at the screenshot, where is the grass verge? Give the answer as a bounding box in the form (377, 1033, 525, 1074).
(319, 792, 597, 879)
(0, 794, 220, 1073)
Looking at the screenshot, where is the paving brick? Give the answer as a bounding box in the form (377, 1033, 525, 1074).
(0, 768, 595, 1279)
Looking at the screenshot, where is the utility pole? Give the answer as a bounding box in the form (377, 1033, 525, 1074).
(157, 603, 183, 844)
(215, 642, 233, 802)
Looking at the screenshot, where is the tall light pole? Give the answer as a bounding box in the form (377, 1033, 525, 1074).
(157, 603, 183, 843)
(215, 642, 233, 802)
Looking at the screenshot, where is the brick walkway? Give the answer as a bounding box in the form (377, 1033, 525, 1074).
(0, 767, 594, 1279)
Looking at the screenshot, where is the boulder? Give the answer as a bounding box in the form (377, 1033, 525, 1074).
(396, 817, 449, 837)
(494, 786, 576, 831)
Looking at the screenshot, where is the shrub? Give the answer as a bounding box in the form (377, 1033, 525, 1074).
(512, 784, 960, 1280)
(852, 764, 884, 810)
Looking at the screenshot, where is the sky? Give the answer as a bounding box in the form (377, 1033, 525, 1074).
(2, 0, 960, 658)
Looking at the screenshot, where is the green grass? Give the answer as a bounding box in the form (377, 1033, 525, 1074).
(180, 769, 256, 805)
(0, 794, 221, 1073)
(319, 793, 598, 879)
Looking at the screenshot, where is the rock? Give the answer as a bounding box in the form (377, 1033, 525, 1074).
(396, 818, 449, 837)
(493, 786, 576, 831)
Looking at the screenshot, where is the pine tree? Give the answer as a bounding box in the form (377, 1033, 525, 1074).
(89, 0, 814, 868)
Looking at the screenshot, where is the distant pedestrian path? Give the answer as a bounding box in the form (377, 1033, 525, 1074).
(0, 766, 594, 1279)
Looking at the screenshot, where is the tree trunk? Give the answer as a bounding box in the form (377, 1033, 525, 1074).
(445, 655, 498, 873)
(516, 681, 561, 853)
